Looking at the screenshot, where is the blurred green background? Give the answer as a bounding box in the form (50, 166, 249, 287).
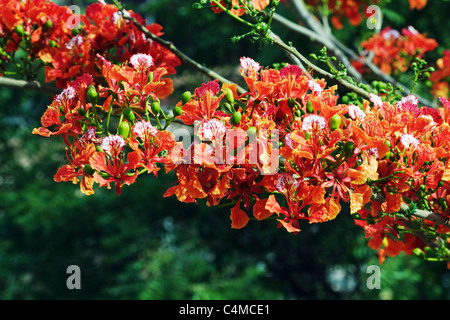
(0, 0, 449, 299)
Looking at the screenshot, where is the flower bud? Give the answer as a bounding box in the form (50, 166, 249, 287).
(122, 107, 135, 124)
(224, 88, 234, 105)
(151, 101, 161, 115)
(247, 126, 257, 142)
(118, 121, 131, 139)
(231, 111, 242, 125)
(71, 28, 80, 36)
(181, 91, 191, 105)
(14, 25, 24, 37)
(86, 84, 98, 105)
(83, 164, 95, 175)
(287, 98, 297, 109)
(173, 106, 183, 117)
(44, 20, 53, 31)
(330, 114, 341, 131)
(306, 100, 314, 114)
(223, 102, 233, 113)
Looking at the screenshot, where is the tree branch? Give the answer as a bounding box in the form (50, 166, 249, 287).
(268, 30, 372, 100)
(0, 76, 61, 95)
(285, 0, 438, 108)
(369, 192, 450, 227)
(125, 16, 247, 95)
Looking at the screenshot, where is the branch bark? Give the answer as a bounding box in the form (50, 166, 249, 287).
(0, 76, 61, 95)
(285, 0, 437, 108)
(126, 16, 247, 95)
(369, 192, 450, 227)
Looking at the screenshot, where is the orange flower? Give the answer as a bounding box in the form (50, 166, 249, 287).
(409, 0, 427, 10)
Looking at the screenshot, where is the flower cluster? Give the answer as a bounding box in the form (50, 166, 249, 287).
(305, 0, 379, 29)
(33, 53, 176, 195)
(33, 51, 450, 264)
(360, 26, 438, 75)
(430, 50, 450, 99)
(0, 0, 180, 89)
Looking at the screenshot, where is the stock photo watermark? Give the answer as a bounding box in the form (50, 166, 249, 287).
(366, 265, 381, 290)
(66, 265, 81, 290)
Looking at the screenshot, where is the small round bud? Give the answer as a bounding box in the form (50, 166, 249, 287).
(247, 126, 257, 142)
(118, 121, 131, 139)
(287, 98, 297, 109)
(231, 111, 242, 125)
(14, 25, 24, 37)
(86, 84, 98, 105)
(44, 20, 53, 31)
(83, 164, 95, 175)
(173, 106, 183, 117)
(224, 88, 234, 105)
(330, 114, 341, 131)
(181, 91, 191, 105)
(306, 100, 314, 114)
(151, 101, 161, 115)
(122, 107, 135, 124)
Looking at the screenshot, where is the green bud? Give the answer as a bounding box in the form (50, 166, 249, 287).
(247, 126, 257, 142)
(173, 106, 183, 117)
(287, 98, 297, 109)
(71, 28, 80, 36)
(306, 100, 314, 114)
(77, 108, 86, 117)
(44, 19, 53, 31)
(96, 145, 104, 153)
(413, 248, 425, 258)
(181, 91, 191, 105)
(341, 96, 350, 104)
(99, 171, 112, 178)
(151, 101, 161, 115)
(330, 114, 341, 131)
(14, 25, 24, 37)
(122, 107, 135, 124)
(49, 39, 57, 48)
(83, 164, 95, 175)
(86, 84, 98, 105)
(422, 72, 430, 79)
(438, 180, 444, 188)
(231, 111, 242, 125)
(223, 102, 233, 113)
(384, 139, 391, 149)
(343, 141, 355, 156)
(118, 121, 130, 139)
(224, 88, 234, 105)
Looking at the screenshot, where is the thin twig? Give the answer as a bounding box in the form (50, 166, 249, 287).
(125, 16, 246, 95)
(269, 31, 371, 100)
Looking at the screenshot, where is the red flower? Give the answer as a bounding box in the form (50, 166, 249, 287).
(90, 135, 140, 195)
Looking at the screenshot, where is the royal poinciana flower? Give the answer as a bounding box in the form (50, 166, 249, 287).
(33, 51, 450, 265)
(361, 26, 438, 74)
(90, 135, 140, 196)
(0, 0, 180, 88)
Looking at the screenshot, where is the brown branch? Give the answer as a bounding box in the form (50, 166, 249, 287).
(269, 31, 372, 100)
(285, 0, 438, 109)
(0, 76, 61, 95)
(369, 192, 450, 227)
(125, 16, 246, 95)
